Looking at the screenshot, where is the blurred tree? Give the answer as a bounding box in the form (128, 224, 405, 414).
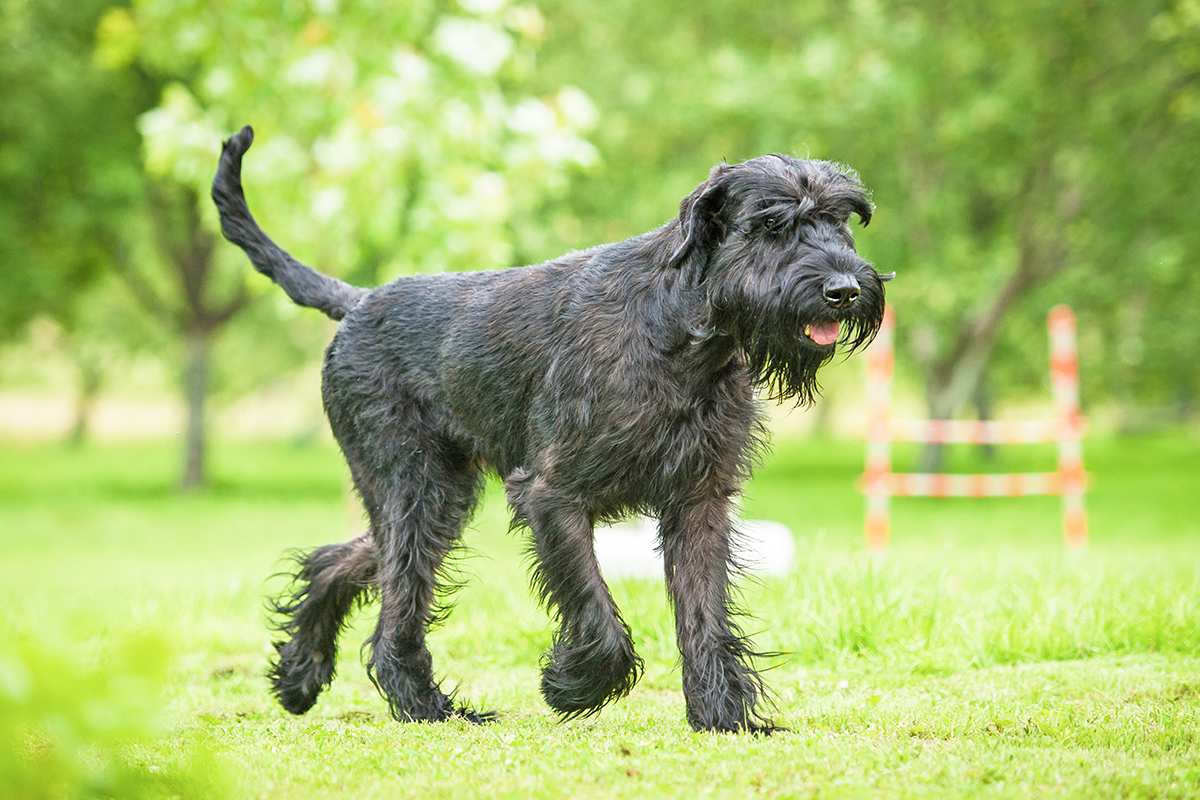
(823, 1, 1200, 465)
(107, 180, 248, 487)
(0, 0, 151, 444)
(1057, 2, 1200, 428)
(533, 0, 1199, 452)
(94, 0, 598, 487)
(4, 0, 1197, 469)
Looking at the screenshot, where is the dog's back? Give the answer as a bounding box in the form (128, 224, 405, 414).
(325, 245, 627, 477)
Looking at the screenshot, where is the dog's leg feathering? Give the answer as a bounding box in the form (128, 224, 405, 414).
(355, 432, 492, 724)
(660, 495, 780, 734)
(506, 468, 643, 719)
(268, 533, 377, 714)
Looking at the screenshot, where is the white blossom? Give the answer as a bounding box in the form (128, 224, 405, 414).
(371, 125, 411, 154)
(137, 84, 223, 183)
(286, 48, 353, 88)
(433, 17, 513, 76)
(390, 48, 433, 86)
(505, 5, 546, 40)
(311, 186, 346, 222)
(313, 124, 366, 174)
(251, 135, 308, 182)
(202, 67, 234, 99)
(507, 97, 556, 136)
(537, 131, 598, 167)
(441, 99, 479, 141)
(440, 170, 511, 222)
(556, 86, 598, 130)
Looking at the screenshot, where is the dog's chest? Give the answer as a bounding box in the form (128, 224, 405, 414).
(553, 364, 758, 509)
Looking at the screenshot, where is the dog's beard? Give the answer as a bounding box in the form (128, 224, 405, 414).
(707, 273, 884, 405)
(739, 325, 831, 405)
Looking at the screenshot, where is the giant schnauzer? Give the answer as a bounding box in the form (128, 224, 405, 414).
(211, 125, 890, 733)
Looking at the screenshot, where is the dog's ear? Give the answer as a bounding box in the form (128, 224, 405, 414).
(668, 163, 733, 270)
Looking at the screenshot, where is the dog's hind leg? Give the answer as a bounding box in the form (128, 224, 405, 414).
(659, 494, 778, 734)
(506, 469, 643, 718)
(355, 434, 489, 723)
(268, 533, 377, 714)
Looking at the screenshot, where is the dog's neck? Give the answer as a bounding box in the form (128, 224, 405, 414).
(652, 255, 746, 384)
(589, 221, 749, 391)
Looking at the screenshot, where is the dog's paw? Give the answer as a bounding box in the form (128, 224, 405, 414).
(540, 636, 643, 719)
(274, 681, 321, 715)
(268, 641, 334, 715)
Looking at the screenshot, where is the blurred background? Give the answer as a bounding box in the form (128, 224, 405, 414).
(1, 1, 1198, 796)
(3, 0, 1198, 470)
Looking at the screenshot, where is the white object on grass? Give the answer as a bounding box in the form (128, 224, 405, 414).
(594, 516, 795, 579)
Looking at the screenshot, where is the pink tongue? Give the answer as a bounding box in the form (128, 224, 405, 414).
(809, 321, 840, 346)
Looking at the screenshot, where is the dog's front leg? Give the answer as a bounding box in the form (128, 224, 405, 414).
(506, 469, 642, 718)
(659, 494, 777, 733)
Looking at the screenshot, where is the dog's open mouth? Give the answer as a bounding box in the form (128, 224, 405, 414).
(801, 321, 840, 347)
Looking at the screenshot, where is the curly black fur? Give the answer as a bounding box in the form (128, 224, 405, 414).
(506, 468, 645, 717)
(266, 534, 377, 714)
(213, 126, 887, 733)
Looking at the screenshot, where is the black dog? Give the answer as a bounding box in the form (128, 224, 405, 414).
(211, 125, 890, 733)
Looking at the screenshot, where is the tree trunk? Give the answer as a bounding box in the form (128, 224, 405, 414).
(1174, 382, 1195, 424)
(67, 356, 103, 448)
(181, 328, 211, 490)
(912, 156, 1083, 472)
(917, 268, 1038, 472)
(973, 376, 996, 462)
(118, 183, 247, 492)
(918, 385, 954, 472)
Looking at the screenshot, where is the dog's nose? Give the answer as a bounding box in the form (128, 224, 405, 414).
(823, 274, 860, 309)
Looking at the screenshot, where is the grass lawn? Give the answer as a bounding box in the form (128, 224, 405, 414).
(1, 433, 1198, 798)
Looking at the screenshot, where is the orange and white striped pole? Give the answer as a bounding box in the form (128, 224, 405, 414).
(1048, 306, 1087, 548)
(861, 306, 1087, 550)
(863, 307, 895, 551)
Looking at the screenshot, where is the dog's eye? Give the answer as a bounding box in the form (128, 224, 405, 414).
(763, 216, 783, 233)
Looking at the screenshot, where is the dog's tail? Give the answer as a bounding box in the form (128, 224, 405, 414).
(211, 125, 367, 321)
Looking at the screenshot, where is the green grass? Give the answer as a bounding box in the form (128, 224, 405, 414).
(1, 434, 1198, 798)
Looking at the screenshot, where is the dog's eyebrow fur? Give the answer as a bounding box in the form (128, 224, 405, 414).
(752, 198, 808, 220)
(726, 155, 872, 228)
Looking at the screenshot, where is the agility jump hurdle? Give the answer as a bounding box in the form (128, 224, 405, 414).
(862, 305, 1087, 550)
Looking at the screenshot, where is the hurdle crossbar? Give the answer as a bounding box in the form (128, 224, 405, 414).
(861, 305, 1088, 550)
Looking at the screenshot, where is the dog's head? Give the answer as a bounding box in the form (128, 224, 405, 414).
(670, 155, 891, 404)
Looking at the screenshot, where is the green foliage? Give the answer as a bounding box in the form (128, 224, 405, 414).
(72, 0, 607, 409)
(0, 0, 147, 337)
(532, 0, 1200, 414)
(113, 0, 598, 282)
(0, 629, 228, 799)
(1, 0, 1198, 433)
